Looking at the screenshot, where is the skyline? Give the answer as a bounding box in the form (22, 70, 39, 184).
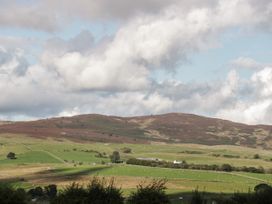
(1, 0, 272, 124)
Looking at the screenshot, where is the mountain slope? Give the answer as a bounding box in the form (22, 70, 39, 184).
(0, 113, 271, 148)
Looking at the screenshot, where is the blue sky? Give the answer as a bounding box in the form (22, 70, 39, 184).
(0, 0, 272, 124)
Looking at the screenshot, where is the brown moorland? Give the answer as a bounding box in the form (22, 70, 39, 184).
(0, 113, 272, 148)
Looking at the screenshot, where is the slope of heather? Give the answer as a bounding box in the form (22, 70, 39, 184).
(0, 113, 272, 148)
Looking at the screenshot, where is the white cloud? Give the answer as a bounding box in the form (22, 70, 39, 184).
(216, 100, 272, 125)
(216, 67, 272, 124)
(251, 67, 272, 97)
(231, 57, 262, 69)
(1, 0, 272, 125)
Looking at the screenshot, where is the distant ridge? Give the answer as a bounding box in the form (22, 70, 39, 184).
(0, 113, 271, 149)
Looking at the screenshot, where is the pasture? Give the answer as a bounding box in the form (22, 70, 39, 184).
(0, 133, 272, 198)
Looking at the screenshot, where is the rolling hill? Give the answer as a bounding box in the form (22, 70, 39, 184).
(0, 113, 272, 149)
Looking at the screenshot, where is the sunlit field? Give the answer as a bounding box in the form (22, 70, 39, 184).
(1, 134, 271, 199)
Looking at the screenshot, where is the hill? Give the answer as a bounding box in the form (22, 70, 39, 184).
(0, 113, 271, 148)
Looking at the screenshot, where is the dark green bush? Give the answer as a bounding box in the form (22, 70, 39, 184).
(6, 152, 16, 159)
(85, 177, 123, 204)
(0, 183, 29, 204)
(45, 184, 58, 199)
(221, 164, 233, 172)
(190, 189, 207, 204)
(28, 186, 44, 198)
(52, 177, 123, 204)
(127, 179, 170, 204)
(110, 151, 122, 163)
(52, 183, 87, 204)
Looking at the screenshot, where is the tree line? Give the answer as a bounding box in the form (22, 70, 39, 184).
(126, 158, 266, 174)
(0, 178, 170, 204)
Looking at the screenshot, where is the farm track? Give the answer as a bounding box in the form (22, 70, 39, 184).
(230, 172, 267, 182)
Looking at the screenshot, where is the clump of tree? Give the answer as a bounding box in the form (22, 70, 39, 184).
(221, 164, 233, 172)
(53, 178, 169, 204)
(6, 152, 16, 160)
(213, 183, 272, 204)
(179, 150, 203, 154)
(127, 179, 170, 204)
(110, 151, 123, 163)
(52, 183, 86, 204)
(222, 154, 240, 158)
(52, 177, 123, 204)
(126, 158, 265, 174)
(190, 189, 207, 204)
(28, 184, 57, 202)
(0, 183, 29, 204)
(0, 180, 272, 204)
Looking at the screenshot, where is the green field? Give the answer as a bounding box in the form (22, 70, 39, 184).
(0, 133, 272, 200)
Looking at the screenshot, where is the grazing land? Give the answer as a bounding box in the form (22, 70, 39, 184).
(0, 133, 272, 199)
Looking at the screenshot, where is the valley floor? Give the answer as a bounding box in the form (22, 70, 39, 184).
(0, 133, 272, 203)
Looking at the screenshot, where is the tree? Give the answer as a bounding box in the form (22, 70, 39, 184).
(254, 183, 272, 193)
(28, 186, 44, 198)
(0, 184, 29, 204)
(190, 189, 206, 204)
(127, 179, 170, 204)
(52, 183, 87, 204)
(52, 177, 124, 204)
(6, 152, 16, 159)
(44, 184, 57, 199)
(221, 164, 232, 172)
(110, 151, 121, 163)
(86, 177, 124, 204)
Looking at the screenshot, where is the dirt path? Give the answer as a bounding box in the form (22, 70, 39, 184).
(39, 150, 66, 164)
(230, 172, 267, 182)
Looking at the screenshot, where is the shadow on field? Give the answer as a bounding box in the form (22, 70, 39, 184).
(36, 166, 112, 182)
(0, 166, 112, 184)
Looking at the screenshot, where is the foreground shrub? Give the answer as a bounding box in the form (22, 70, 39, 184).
(127, 179, 170, 204)
(191, 184, 272, 204)
(52, 177, 123, 204)
(190, 189, 207, 204)
(28, 186, 44, 198)
(52, 183, 87, 204)
(0, 183, 29, 204)
(252, 183, 272, 204)
(45, 184, 58, 199)
(27, 184, 58, 201)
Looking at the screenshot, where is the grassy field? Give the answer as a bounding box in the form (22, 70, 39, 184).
(0, 133, 272, 201)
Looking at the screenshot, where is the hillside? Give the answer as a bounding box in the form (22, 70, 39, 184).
(0, 113, 272, 148)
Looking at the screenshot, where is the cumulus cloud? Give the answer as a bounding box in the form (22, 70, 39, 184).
(216, 66, 272, 124)
(34, 1, 254, 91)
(216, 100, 272, 125)
(251, 67, 272, 97)
(1, 0, 272, 125)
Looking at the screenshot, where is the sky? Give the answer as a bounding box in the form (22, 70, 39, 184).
(0, 0, 272, 124)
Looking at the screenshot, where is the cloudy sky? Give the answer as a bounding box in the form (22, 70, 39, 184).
(0, 0, 272, 124)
